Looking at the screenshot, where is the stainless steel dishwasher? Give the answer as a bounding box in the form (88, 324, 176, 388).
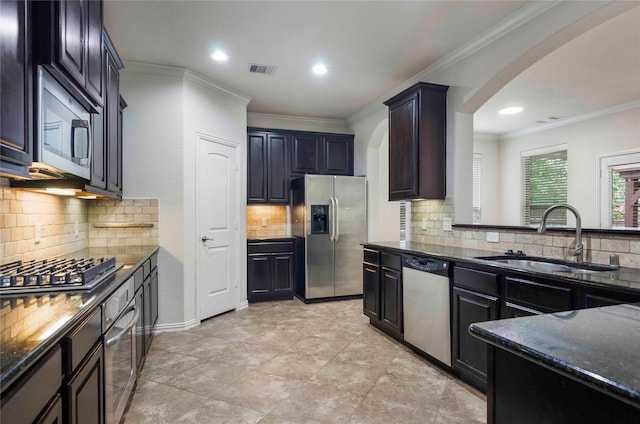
(402, 255, 451, 366)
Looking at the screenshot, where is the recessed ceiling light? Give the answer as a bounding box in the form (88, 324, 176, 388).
(312, 63, 327, 76)
(499, 106, 523, 115)
(211, 50, 228, 62)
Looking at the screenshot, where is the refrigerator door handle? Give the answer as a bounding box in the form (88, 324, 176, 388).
(329, 197, 335, 242)
(334, 196, 340, 243)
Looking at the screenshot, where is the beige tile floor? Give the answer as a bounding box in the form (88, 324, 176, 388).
(124, 298, 486, 424)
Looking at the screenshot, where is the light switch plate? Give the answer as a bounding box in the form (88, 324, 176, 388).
(261, 217, 267, 227)
(421, 218, 427, 230)
(443, 218, 453, 231)
(486, 232, 500, 243)
(35, 223, 41, 243)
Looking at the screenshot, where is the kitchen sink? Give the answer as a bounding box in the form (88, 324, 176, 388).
(475, 256, 619, 274)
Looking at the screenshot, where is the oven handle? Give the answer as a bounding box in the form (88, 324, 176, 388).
(105, 305, 139, 348)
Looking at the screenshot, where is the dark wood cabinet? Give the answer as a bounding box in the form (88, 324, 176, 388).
(503, 276, 573, 316)
(248, 131, 288, 203)
(37, 393, 64, 424)
(142, 255, 158, 354)
(452, 286, 498, 390)
(381, 267, 403, 336)
(34, 0, 104, 107)
(247, 239, 295, 302)
(582, 286, 640, 308)
(65, 342, 104, 424)
(363, 263, 381, 320)
(247, 128, 354, 203)
(291, 133, 323, 174)
(88, 31, 124, 198)
(0, 346, 62, 424)
(134, 286, 145, 369)
(384, 82, 448, 201)
(0, 0, 32, 179)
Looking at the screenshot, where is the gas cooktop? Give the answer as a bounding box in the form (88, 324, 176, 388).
(0, 257, 122, 294)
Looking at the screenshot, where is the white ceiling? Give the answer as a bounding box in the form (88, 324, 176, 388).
(104, 2, 640, 134)
(103, 0, 525, 120)
(473, 6, 640, 136)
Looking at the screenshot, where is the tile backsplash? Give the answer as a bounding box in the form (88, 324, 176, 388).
(1, 182, 88, 263)
(410, 198, 640, 269)
(246, 205, 288, 239)
(1, 178, 158, 263)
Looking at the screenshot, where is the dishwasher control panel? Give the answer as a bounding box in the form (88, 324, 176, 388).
(402, 255, 449, 275)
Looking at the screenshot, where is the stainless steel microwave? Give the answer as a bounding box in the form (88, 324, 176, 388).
(31, 67, 92, 180)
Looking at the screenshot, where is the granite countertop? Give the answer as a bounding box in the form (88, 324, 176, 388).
(469, 303, 640, 406)
(0, 245, 159, 393)
(248, 235, 294, 241)
(364, 241, 640, 294)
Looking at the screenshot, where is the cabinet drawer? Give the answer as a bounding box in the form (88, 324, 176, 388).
(143, 258, 151, 279)
(63, 308, 102, 373)
(1, 346, 62, 424)
(248, 240, 295, 254)
(150, 252, 158, 270)
(505, 277, 573, 313)
(134, 266, 144, 292)
(453, 267, 499, 296)
(363, 248, 380, 265)
(381, 252, 401, 271)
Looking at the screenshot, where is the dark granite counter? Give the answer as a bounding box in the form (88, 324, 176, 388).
(0, 245, 159, 393)
(469, 303, 640, 407)
(364, 241, 640, 294)
(248, 236, 294, 241)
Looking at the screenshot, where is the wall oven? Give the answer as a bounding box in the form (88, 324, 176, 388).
(103, 277, 138, 424)
(32, 67, 92, 180)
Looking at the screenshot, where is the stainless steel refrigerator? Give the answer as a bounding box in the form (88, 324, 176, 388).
(291, 175, 367, 301)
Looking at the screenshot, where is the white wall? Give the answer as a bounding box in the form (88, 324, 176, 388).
(121, 63, 249, 329)
(121, 68, 185, 327)
(247, 113, 349, 135)
(473, 134, 500, 224)
(348, 1, 628, 236)
(496, 107, 640, 227)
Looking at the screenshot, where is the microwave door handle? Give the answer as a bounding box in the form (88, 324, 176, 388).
(105, 305, 139, 347)
(71, 119, 91, 163)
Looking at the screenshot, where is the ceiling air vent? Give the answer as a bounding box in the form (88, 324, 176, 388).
(535, 116, 563, 124)
(249, 63, 277, 75)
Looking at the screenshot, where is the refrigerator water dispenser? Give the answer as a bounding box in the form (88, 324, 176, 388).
(311, 205, 329, 234)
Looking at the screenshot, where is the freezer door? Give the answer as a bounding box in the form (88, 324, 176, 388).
(334, 176, 366, 296)
(305, 176, 335, 298)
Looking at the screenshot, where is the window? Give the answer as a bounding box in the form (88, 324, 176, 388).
(600, 151, 640, 228)
(521, 147, 567, 225)
(472, 153, 482, 224)
(400, 200, 408, 241)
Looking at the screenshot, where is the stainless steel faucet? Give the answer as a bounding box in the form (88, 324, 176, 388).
(537, 204, 583, 263)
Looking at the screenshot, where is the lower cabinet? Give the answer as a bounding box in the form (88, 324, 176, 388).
(247, 239, 295, 302)
(37, 393, 64, 424)
(452, 286, 498, 390)
(361, 247, 403, 341)
(65, 343, 104, 424)
(143, 258, 159, 354)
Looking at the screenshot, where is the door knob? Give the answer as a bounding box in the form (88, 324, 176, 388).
(201, 236, 214, 243)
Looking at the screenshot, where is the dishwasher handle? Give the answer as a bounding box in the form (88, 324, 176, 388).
(402, 255, 449, 276)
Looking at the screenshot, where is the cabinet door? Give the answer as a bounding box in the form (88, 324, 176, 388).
(84, 0, 102, 102)
(36, 393, 63, 424)
(0, 0, 32, 177)
(143, 276, 152, 353)
(247, 254, 272, 297)
(89, 107, 106, 188)
(134, 287, 145, 370)
(388, 92, 419, 200)
(323, 136, 353, 175)
(267, 134, 289, 202)
(150, 267, 159, 329)
(247, 132, 268, 202)
(58, 0, 84, 84)
(291, 134, 322, 174)
(106, 53, 121, 194)
(363, 263, 380, 320)
(66, 343, 104, 424)
(381, 268, 402, 335)
(452, 287, 498, 386)
(501, 301, 542, 319)
(273, 253, 293, 293)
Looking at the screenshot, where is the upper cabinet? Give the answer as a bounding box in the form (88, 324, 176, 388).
(384, 82, 448, 201)
(0, 0, 32, 179)
(33, 0, 104, 108)
(247, 128, 354, 204)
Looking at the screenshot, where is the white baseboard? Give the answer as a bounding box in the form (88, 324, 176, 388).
(236, 300, 249, 311)
(153, 318, 199, 333)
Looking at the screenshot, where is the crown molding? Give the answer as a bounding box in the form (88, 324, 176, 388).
(502, 100, 640, 139)
(247, 112, 348, 129)
(123, 61, 252, 104)
(347, 1, 560, 125)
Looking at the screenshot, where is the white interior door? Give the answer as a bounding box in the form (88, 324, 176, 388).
(197, 134, 238, 320)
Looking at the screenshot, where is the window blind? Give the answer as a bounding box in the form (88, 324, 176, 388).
(472, 153, 482, 224)
(522, 149, 567, 225)
(400, 201, 407, 241)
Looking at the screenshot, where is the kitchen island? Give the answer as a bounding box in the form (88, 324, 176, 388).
(470, 304, 640, 423)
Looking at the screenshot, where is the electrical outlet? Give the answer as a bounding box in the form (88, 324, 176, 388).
(261, 217, 267, 227)
(486, 232, 500, 243)
(421, 218, 427, 230)
(74, 221, 79, 237)
(443, 218, 453, 232)
(35, 223, 41, 243)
